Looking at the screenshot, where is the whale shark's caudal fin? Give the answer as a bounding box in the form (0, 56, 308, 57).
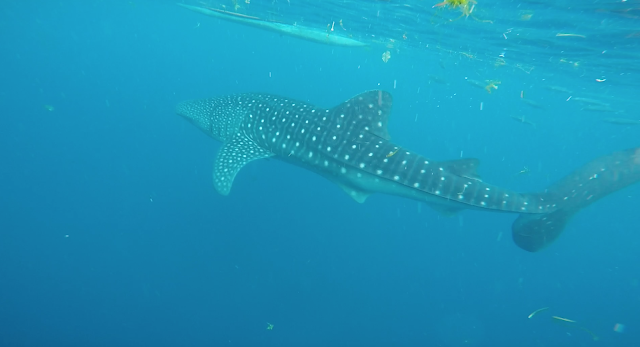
(513, 147, 640, 252)
(512, 207, 581, 252)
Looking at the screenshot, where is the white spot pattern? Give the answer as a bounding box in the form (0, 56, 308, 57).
(176, 92, 566, 214)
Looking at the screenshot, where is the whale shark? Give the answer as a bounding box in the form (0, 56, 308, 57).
(176, 90, 640, 251)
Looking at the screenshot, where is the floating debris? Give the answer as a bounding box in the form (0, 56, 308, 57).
(433, 0, 493, 23)
(382, 50, 391, 63)
(527, 307, 549, 319)
(546, 85, 573, 93)
(386, 148, 399, 157)
(516, 166, 530, 176)
(552, 316, 576, 323)
(556, 33, 586, 38)
(581, 105, 623, 113)
(602, 118, 640, 125)
(428, 75, 449, 85)
(484, 80, 501, 93)
(527, 307, 598, 340)
(511, 115, 536, 128)
(520, 11, 534, 20)
(520, 98, 544, 109)
(552, 316, 599, 341)
(465, 78, 500, 93)
(571, 97, 610, 107)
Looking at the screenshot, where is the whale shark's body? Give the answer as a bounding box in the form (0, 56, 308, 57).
(177, 90, 640, 251)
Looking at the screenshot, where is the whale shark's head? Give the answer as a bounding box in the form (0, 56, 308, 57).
(176, 97, 246, 142)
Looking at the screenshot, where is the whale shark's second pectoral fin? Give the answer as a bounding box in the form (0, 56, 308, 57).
(213, 132, 274, 195)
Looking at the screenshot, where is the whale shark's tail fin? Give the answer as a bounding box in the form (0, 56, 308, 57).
(513, 147, 640, 252)
(512, 207, 580, 252)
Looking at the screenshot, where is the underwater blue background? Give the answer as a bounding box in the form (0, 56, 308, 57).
(0, 1, 639, 346)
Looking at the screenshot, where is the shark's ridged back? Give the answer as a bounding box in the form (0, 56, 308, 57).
(229, 91, 554, 213)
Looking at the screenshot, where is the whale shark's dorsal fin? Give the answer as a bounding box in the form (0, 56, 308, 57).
(213, 132, 274, 195)
(331, 90, 393, 141)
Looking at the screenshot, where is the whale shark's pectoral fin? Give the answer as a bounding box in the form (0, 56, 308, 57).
(213, 133, 274, 195)
(337, 184, 370, 203)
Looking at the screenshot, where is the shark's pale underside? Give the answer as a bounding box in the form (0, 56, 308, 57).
(176, 90, 640, 252)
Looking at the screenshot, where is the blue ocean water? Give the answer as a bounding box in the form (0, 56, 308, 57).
(0, 0, 639, 346)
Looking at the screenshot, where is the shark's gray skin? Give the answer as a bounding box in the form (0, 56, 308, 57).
(176, 90, 640, 251)
(177, 91, 555, 214)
